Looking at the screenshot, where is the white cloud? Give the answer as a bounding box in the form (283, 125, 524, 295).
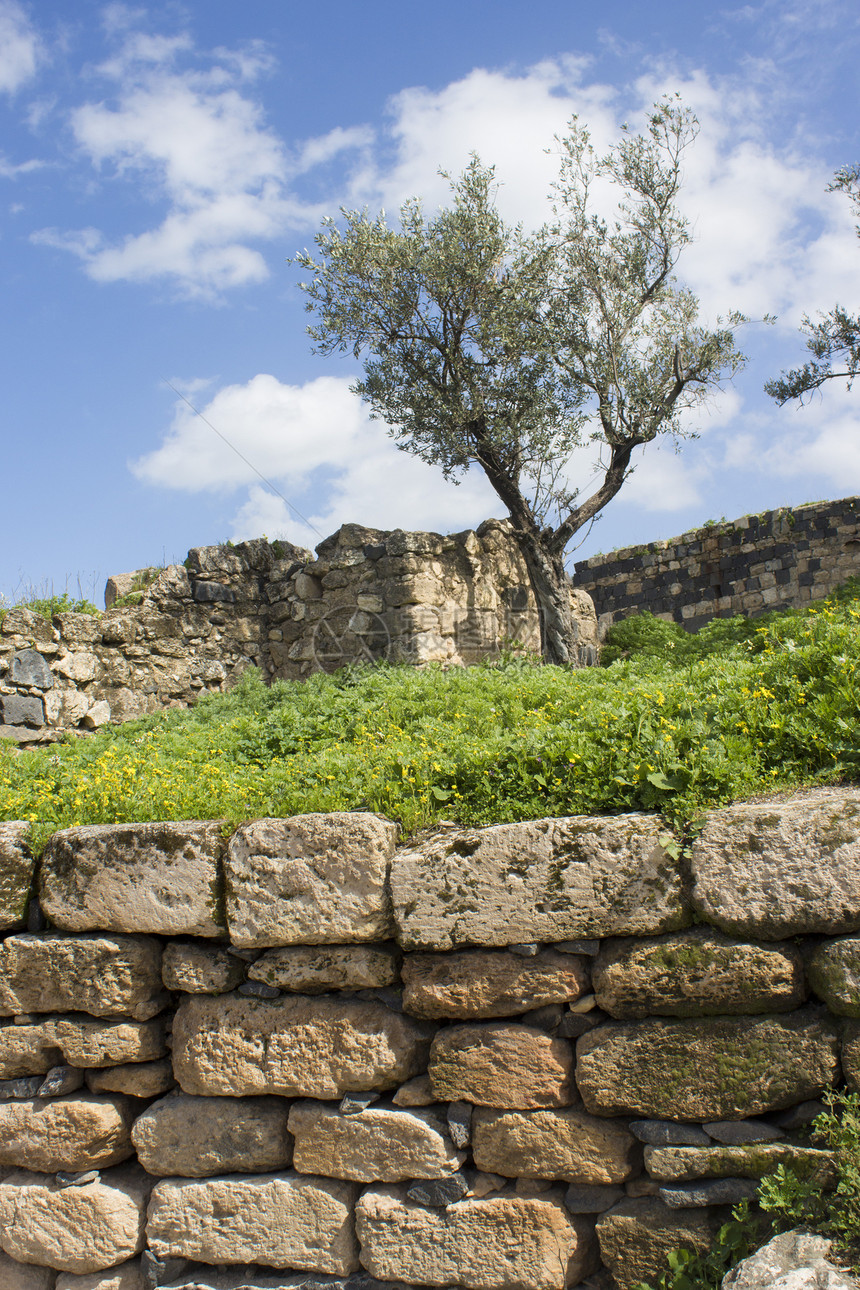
(0, 1, 41, 95)
(758, 385, 860, 493)
(616, 445, 706, 512)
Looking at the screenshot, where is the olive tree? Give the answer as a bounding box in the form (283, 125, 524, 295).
(294, 98, 746, 664)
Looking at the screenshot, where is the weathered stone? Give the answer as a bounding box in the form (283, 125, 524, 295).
(592, 929, 806, 1018)
(429, 1023, 575, 1108)
(0, 935, 165, 1021)
(56, 1260, 147, 1289)
(691, 790, 860, 938)
(644, 1143, 837, 1184)
(0, 823, 34, 931)
(172, 993, 433, 1097)
(40, 1066, 85, 1097)
(248, 944, 400, 993)
(564, 1183, 625, 1213)
(447, 1101, 472, 1149)
(595, 1197, 721, 1290)
(339, 1091, 379, 1115)
(288, 1101, 463, 1181)
(0, 1094, 137, 1171)
(842, 1021, 860, 1093)
(391, 1075, 436, 1107)
(629, 1120, 712, 1147)
(406, 1173, 469, 1207)
(146, 1174, 360, 1274)
(392, 814, 688, 950)
(402, 949, 589, 1019)
(0, 1252, 56, 1289)
(0, 1165, 150, 1273)
(0, 1017, 166, 1078)
(808, 935, 860, 1016)
(702, 1118, 784, 1144)
(356, 1185, 597, 1290)
(576, 1010, 840, 1119)
(85, 1060, 174, 1099)
(238, 980, 280, 998)
(82, 702, 112, 731)
(660, 1178, 758, 1207)
(0, 1075, 45, 1100)
(10, 649, 54, 689)
(160, 943, 245, 994)
(41, 823, 226, 937)
(131, 1093, 293, 1176)
(472, 1107, 639, 1184)
(722, 1228, 860, 1290)
(225, 814, 397, 947)
(0, 695, 44, 727)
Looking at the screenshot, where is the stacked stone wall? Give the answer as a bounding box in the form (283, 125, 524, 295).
(0, 521, 598, 746)
(2, 788, 860, 1288)
(574, 496, 860, 630)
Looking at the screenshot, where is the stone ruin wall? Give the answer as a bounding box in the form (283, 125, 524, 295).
(574, 495, 860, 631)
(0, 520, 598, 746)
(1, 787, 860, 1289)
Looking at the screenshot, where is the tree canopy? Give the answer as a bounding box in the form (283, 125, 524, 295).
(294, 98, 747, 663)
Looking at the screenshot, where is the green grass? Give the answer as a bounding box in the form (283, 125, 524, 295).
(0, 589, 100, 625)
(2, 588, 859, 851)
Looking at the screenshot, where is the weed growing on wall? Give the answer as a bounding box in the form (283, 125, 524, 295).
(631, 1202, 762, 1290)
(0, 589, 100, 625)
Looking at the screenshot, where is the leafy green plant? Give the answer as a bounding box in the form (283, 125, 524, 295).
(0, 589, 100, 624)
(631, 1203, 761, 1290)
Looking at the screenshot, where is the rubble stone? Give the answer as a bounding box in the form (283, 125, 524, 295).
(131, 1093, 293, 1176)
(401, 949, 589, 1019)
(0, 1094, 137, 1171)
(0, 934, 166, 1021)
(288, 1101, 463, 1181)
(429, 1023, 575, 1108)
(471, 1107, 639, 1184)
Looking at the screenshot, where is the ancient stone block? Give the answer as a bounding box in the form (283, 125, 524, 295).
(808, 935, 860, 1016)
(40, 822, 226, 937)
(0, 1252, 56, 1289)
(0, 934, 166, 1021)
(0, 1165, 150, 1274)
(131, 1093, 293, 1176)
(392, 814, 688, 950)
(288, 1101, 463, 1181)
(402, 948, 589, 1019)
(9, 649, 54, 689)
(428, 1023, 575, 1108)
(85, 1059, 174, 1099)
(644, 1143, 837, 1184)
(225, 814, 397, 947)
(596, 1197, 722, 1289)
(355, 1184, 597, 1290)
(248, 944, 400, 993)
(576, 1010, 840, 1120)
(471, 1106, 639, 1184)
(722, 1229, 857, 1290)
(172, 993, 433, 1098)
(146, 1173, 360, 1274)
(691, 790, 860, 938)
(0, 822, 34, 931)
(55, 1261, 145, 1289)
(592, 929, 806, 1019)
(1, 695, 45, 727)
(0, 1017, 166, 1079)
(0, 1093, 137, 1172)
(161, 943, 245, 994)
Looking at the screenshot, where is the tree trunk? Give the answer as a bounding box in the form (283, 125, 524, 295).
(513, 529, 581, 666)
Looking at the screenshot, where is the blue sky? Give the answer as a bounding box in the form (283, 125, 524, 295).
(2, 0, 859, 606)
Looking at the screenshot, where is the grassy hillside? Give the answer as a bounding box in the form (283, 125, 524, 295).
(2, 587, 858, 850)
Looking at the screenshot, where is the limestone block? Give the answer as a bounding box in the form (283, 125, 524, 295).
(40, 822, 226, 937)
(0, 822, 34, 931)
(85, 1060, 174, 1099)
(592, 929, 806, 1019)
(82, 702, 111, 730)
(472, 1107, 639, 1184)
(595, 1197, 720, 1290)
(161, 943, 245, 994)
(288, 1101, 463, 1181)
(0, 1017, 166, 1079)
(0, 1166, 150, 1274)
(172, 993, 433, 1098)
(0, 1252, 56, 1288)
(576, 1010, 840, 1120)
(131, 1093, 293, 1176)
(808, 935, 860, 1016)
(225, 814, 397, 947)
(146, 1173, 359, 1274)
(0, 1093, 137, 1171)
(722, 1228, 860, 1290)
(56, 1259, 145, 1289)
(392, 814, 688, 950)
(54, 616, 103, 647)
(691, 790, 860, 938)
(0, 935, 165, 1021)
(55, 653, 99, 684)
(402, 948, 589, 1019)
(0, 609, 55, 644)
(248, 944, 400, 993)
(428, 1023, 575, 1108)
(644, 1143, 837, 1184)
(355, 1184, 597, 1290)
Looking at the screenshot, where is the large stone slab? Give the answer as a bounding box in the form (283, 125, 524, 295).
(0, 934, 166, 1021)
(595, 1197, 721, 1290)
(0, 1017, 166, 1078)
(56, 1263, 145, 1290)
(592, 929, 806, 1019)
(808, 935, 860, 1017)
(85, 1059, 174, 1099)
(248, 944, 400, 993)
(0, 1093, 137, 1171)
(161, 943, 245, 994)
(225, 814, 397, 947)
(171, 993, 433, 1098)
(428, 1023, 575, 1108)
(722, 1229, 860, 1290)
(392, 814, 687, 950)
(576, 1010, 840, 1119)
(691, 790, 860, 938)
(644, 1143, 837, 1184)
(356, 1184, 596, 1290)
(0, 823, 34, 931)
(471, 1107, 639, 1184)
(0, 1165, 150, 1273)
(0, 1252, 55, 1289)
(41, 822, 226, 937)
(131, 1093, 293, 1176)
(402, 948, 589, 1019)
(146, 1173, 360, 1273)
(288, 1101, 463, 1181)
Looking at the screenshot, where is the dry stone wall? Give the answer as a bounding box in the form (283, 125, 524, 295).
(0, 522, 598, 746)
(2, 788, 860, 1289)
(575, 496, 860, 631)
